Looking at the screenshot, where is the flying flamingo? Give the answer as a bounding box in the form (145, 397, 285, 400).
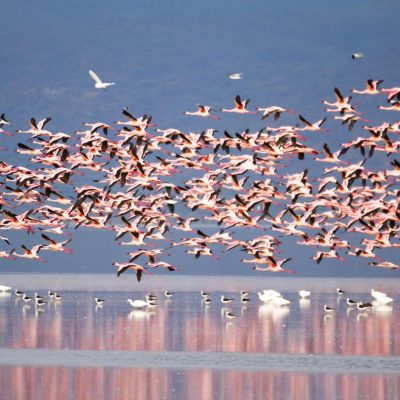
(323, 87, 352, 107)
(368, 260, 399, 270)
(311, 247, 346, 264)
(253, 257, 295, 273)
(14, 245, 46, 262)
(352, 79, 383, 95)
(297, 115, 328, 132)
(378, 102, 400, 112)
(380, 86, 400, 102)
(17, 117, 52, 136)
(112, 262, 148, 282)
(184, 104, 220, 120)
(221, 95, 257, 114)
(40, 234, 73, 254)
(256, 106, 295, 120)
(315, 143, 346, 163)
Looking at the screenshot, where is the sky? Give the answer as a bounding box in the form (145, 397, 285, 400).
(1, 0, 399, 277)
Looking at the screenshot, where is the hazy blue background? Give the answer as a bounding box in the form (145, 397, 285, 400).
(1, 0, 399, 277)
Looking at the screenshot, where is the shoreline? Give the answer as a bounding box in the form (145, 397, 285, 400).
(0, 349, 399, 374)
(0, 273, 399, 292)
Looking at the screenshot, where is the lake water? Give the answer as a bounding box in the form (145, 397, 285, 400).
(0, 274, 399, 399)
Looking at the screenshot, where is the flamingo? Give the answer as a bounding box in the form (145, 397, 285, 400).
(253, 257, 294, 273)
(221, 95, 257, 114)
(115, 109, 156, 128)
(352, 79, 383, 95)
(297, 115, 328, 132)
(256, 106, 295, 120)
(17, 117, 52, 136)
(334, 114, 369, 130)
(368, 260, 399, 269)
(380, 86, 400, 102)
(148, 261, 178, 272)
(225, 310, 238, 318)
(184, 104, 220, 120)
(378, 101, 400, 112)
(323, 88, 353, 109)
(40, 234, 73, 254)
(311, 247, 346, 264)
(112, 262, 147, 281)
(14, 245, 45, 261)
(0, 77, 399, 282)
(315, 143, 346, 163)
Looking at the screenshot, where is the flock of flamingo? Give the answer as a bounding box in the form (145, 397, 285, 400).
(0, 76, 399, 280)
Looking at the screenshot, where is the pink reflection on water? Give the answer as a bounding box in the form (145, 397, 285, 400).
(0, 367, 399, 400)
(0, 292, 399, 355)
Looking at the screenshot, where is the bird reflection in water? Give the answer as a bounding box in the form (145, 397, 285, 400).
(0, 366, 398, 400)
(0, 290, 398, 399)
(0, 291, 398, 354)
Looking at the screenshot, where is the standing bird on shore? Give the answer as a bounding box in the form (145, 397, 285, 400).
(225, 310, 238, 319)
(0, 285, 11, 292)
(127, 298, 153, 308)
(299, 290, 310, 298)
(220, 295, 234, 304)
(95, 297, 105, 306)
(370, 289, 393, 304)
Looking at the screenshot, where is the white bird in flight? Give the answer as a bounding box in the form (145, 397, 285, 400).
(228, 73, 243, 80)
(89, 70, 115, 90)
(351, 52, 364, 60)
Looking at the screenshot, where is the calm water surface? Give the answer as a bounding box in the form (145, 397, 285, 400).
(0, 274, 399, 399)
